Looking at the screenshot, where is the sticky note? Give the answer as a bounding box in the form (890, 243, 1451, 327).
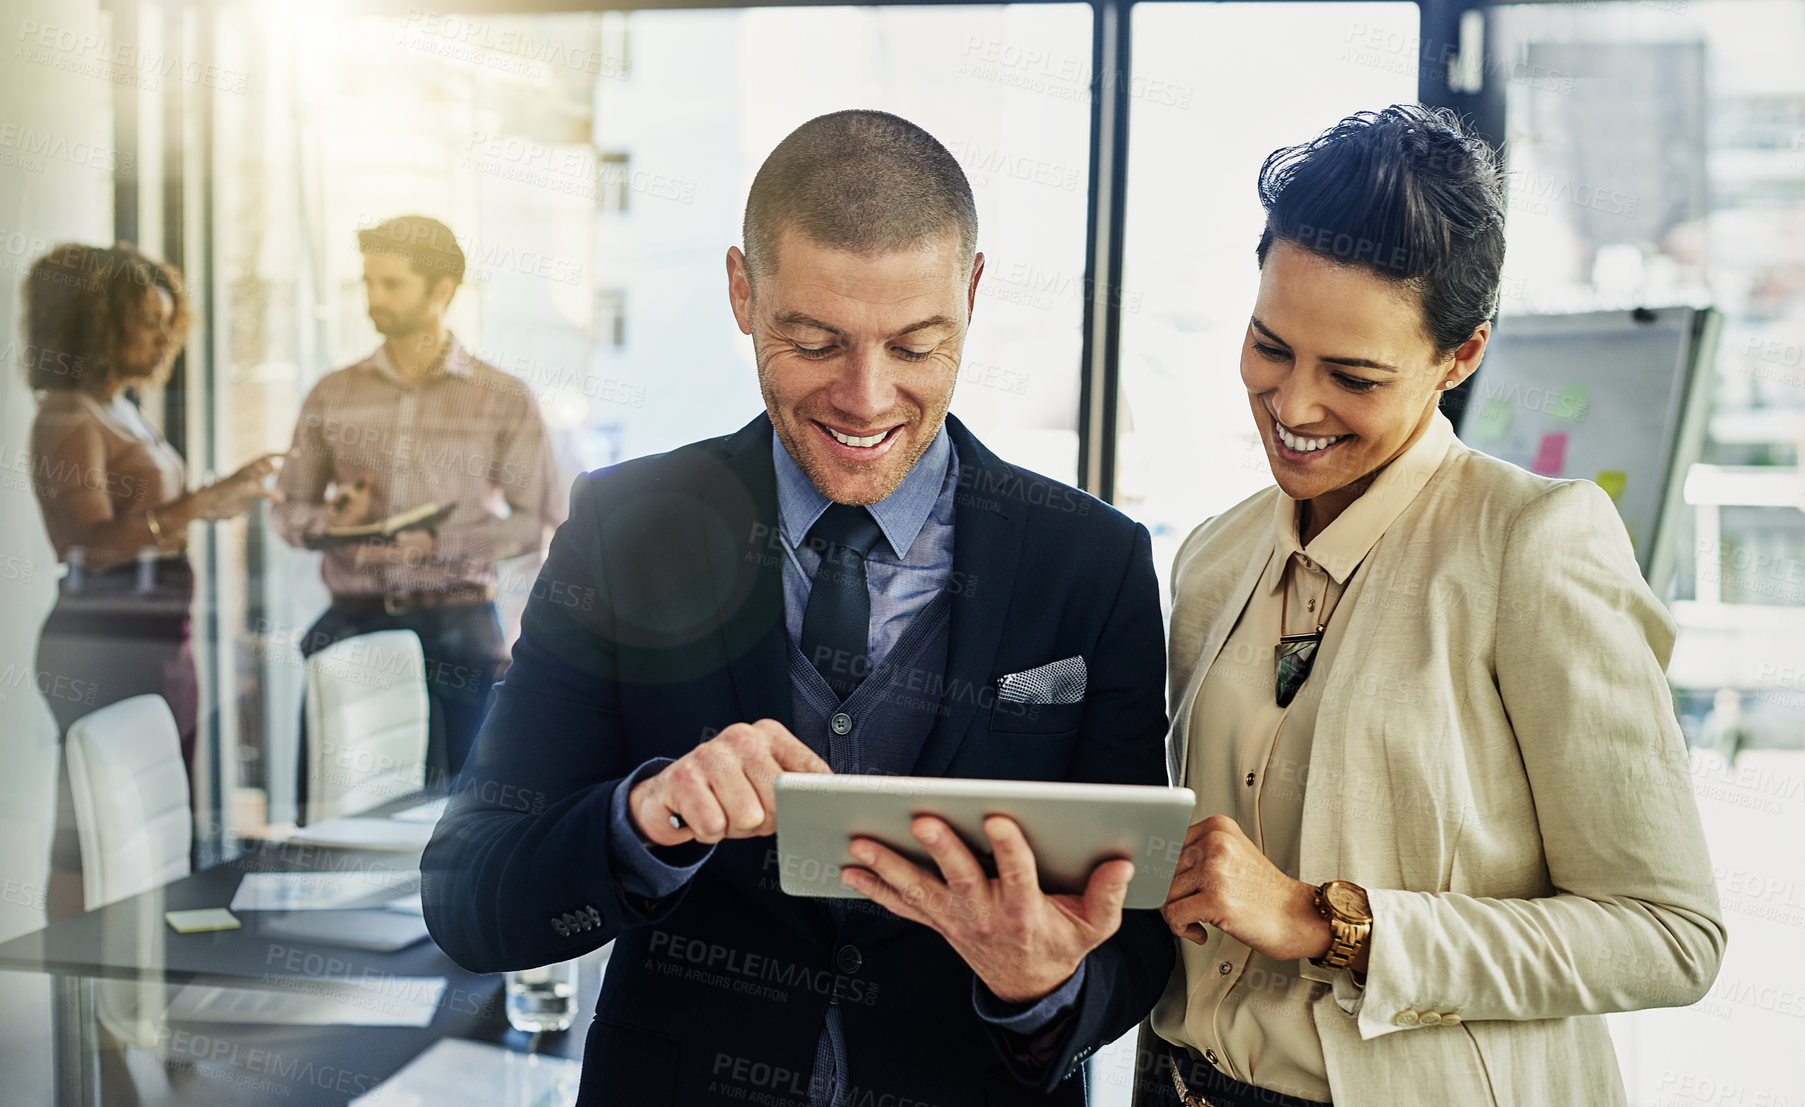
(166, 908, 241, 934)
(1594, 470, 1628, 502)
(1554, 384, 1589, 422)
(1531, 432, 1568, 475)
(1472, 399, 1512, 441)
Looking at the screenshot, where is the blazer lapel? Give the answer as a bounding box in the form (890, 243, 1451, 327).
(1170, 542, 1274, 786)
(704, 414, 791, 730)
(911, 418, 1026, 778)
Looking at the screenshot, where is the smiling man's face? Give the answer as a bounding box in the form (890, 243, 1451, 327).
(728, 227, 983, 506)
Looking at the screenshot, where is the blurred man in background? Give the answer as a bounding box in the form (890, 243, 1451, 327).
(274, 215, 564, 798)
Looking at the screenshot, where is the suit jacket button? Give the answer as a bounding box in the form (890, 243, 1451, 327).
(830, 713, 853, 736)
(1418, 1011, 1442, 1026)
(835, 944, 862, 974)
(1394, 1010, 1420, 1027)
(1440, 1013, 1461, 1025)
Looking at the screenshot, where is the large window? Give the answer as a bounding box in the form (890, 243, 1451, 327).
(1489, 5, 1805, 1101)
(1114, 2, 1423, 596)
(9, 0, 1798, 1101)
(209, 4, 1093, 830)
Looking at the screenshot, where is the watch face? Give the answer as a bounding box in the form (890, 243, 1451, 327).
(1325, 883, 1371, 920)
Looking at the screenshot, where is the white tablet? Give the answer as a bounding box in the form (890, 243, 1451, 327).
(772, 773, 1197, 910)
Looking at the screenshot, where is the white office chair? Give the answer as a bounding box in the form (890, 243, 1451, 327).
(65, 694, 193, 913)
(304, 629, 430, 826)
(64, 693, 192, 1052)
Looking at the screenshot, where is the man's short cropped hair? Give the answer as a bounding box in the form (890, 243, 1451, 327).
(357, 215, 466, 289)
(742, 110, 978, 287)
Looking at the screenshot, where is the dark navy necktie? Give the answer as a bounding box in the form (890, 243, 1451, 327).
(799, 503, 883, 702)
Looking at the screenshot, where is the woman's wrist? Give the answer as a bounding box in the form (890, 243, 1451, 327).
(1302, 878, 1373, 973)
(1299, 880, 1335, 958)
(155, 491, 204, 537)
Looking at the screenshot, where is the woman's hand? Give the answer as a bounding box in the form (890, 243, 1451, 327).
(1161, 814, 1332, 963)
(192, 453, 285, 521)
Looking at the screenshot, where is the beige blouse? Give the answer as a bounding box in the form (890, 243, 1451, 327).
(1151, 413, 1455, 1102)
(31, 389, 185, 568)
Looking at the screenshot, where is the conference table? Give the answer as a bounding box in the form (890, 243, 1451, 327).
(0, 794, 603, 1107)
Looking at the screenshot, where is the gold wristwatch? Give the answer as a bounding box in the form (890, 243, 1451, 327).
(1310, 879, 1372, 971)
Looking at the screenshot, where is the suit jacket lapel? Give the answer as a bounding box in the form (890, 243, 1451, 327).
(911, 418, 1026, 778)
(704, 414, 792, 730)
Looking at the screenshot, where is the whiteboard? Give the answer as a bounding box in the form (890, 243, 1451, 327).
(1454, 307, 1720, 591)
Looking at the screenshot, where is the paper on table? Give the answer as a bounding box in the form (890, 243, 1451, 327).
(258, 909, 431, 953)
(390, 797, 449, 824)
(289, 818, 435, 851)
(383, 892, 425, 915)
(165, 908, 241, 934)
(229, 869, 419, 912)
(352, 1039, 582, 1107)
(166, 976, 447, 1028)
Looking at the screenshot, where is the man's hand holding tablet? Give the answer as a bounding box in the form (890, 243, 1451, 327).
(631, 727, 1188, 1005)
(627, 719, 832, 846)
(841, 814, 1134, 1004)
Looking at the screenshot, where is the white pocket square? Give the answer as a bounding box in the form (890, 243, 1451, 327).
(996, 656, 1087, 705)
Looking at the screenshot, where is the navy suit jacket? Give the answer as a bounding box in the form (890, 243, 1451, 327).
(422, 413, 1173, 1105)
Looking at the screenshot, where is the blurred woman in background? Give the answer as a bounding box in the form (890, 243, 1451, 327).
(24, 241, 280, 917)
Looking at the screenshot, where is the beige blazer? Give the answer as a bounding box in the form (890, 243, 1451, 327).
(1161, 434, 1725, 1107)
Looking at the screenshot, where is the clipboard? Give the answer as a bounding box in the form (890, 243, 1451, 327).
(303, 502, 455, 549)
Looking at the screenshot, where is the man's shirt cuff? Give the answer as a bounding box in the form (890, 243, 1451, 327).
(606, 758, 715, 900)
(972, 961, 1087, 1034)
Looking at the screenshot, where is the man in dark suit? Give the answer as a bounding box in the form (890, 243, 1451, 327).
(422, 109, 1172, 1106)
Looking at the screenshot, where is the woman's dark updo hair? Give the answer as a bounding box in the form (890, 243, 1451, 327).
(1255, 104, 1505, 358)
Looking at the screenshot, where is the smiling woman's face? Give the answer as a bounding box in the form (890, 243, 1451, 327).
(1241, 239, 1487, 527)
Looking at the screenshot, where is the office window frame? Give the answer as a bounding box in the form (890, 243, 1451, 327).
(112, 0, 1472, 861)
(97, 5, 1799, 1102)
(120, 0, 1477, 497)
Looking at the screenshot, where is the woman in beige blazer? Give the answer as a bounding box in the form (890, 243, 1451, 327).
(1142, 107, 1724, 1107)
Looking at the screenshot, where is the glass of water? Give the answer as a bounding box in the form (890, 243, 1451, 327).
(504, 959, 578, 1033)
